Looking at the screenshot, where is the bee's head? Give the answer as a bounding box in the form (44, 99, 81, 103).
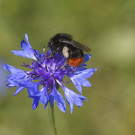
(48, 33, 72, 52)
(51, 33, 72, 42)
(49, 33, 72, 44)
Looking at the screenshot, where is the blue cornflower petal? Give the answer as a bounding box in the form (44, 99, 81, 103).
(34, 50, 41, 59)
(28, 95, 40, 110)
(27, 82, 40, 96)
(13, 86, 25, 96)
(25, 33, 30, 44)
(49, 81, 66, 113)
(34, 87, 49, 108)
(81, 79, 91, 87)
(28, 83, 42, 110)
(3, 64, 25, 76)
(83, 54, 91, 64)
(40, 87, 49, 105)
(11, 34, 37, 60)
(68, 68, 97, 94)
(32, 97, 40, 110)
(61, 85, 87, 113)
(3, 64, 28, 87)
(7, 80, 19, 87)
(28, 84, 49, 110)
(49, 96, 55, 107)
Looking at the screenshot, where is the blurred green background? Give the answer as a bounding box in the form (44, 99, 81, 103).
(0, 0, 135, 135)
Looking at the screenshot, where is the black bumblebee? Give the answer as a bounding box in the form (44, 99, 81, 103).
(48, 33, 91, 67)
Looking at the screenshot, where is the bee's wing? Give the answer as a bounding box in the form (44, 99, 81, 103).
(60, 40, 91, 53)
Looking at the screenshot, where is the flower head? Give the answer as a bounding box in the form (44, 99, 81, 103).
(3, 34, 97, 113)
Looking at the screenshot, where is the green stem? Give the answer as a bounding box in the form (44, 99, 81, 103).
(48, 102, 57, 135)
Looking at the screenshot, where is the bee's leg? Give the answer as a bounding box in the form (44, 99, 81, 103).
(66, 59, 68, 69)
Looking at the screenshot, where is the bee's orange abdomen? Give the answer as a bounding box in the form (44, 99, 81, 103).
(69, 57, 84, 67)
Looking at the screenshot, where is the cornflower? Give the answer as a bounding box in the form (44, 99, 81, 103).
(3, 34, 97, 113)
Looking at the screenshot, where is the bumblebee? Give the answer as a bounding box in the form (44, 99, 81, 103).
(48, 33, 91, 67)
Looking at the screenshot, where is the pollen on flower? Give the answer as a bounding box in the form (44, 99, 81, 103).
(3, 33, 97, 113)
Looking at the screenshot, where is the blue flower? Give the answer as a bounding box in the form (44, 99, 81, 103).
(3, 34, 97, 113)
